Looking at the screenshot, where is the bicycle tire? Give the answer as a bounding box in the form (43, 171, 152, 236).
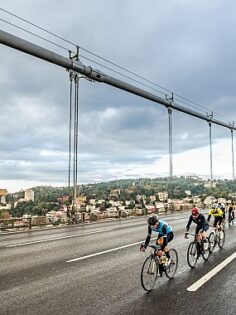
(202, 239, 210, 261)
(208, 232, 215, 253)
(187, 241, 198, 268)
(165, 248, 178, 279)
(218, 230, 225, 249)
(141, 255, 158, 292)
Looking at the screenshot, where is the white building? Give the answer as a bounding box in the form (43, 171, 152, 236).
(204, 196, 217, 206)
(185, 190, 192, 196)
(204, 181, 217, 188)
(24, 189, 35, 202)
(0, 195, 6, 204)
(158, 192, 168, 201)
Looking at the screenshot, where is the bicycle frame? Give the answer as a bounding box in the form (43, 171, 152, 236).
(185, 232, 210, 268)
(208, 223, 225, 252)
(185, 233, 205, 253)
(140, 244, 178, 291)
(147, 245, 165, 271)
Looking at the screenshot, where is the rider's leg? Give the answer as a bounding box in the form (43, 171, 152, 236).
(213, 217, 217, 228)
(162, 232, 174, 259)
(202, 224, 209, 240)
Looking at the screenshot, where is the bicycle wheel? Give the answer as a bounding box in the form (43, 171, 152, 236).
(218, 230, 225, 249)
(165, 249, 178, 279)
(202, 239, 210, 261)
(141, 255, 158, 292)
(187, 241, 198, 268)
(208, 232, 215, 253)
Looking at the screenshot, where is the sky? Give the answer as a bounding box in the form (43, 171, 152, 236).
(0, 0, 236, 193)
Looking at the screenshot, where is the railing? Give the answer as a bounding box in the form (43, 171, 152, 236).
(0, 216, 68, 231)
(0, 205, 196, 232)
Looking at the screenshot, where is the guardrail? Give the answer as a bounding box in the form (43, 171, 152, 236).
(0, 206, 195, 232)
(0, 216, 66, 231)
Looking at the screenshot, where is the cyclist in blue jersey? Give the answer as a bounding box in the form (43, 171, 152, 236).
(140, 215, 174, 261)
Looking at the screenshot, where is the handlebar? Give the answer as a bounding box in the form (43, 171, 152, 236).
(140, 244, 162, 251)
(184, 232, 199, 239)
(147, 245, 162, 250)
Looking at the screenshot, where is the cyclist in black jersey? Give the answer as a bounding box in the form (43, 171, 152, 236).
(228, 202, 235, 224)
(185, 207, 209, 239)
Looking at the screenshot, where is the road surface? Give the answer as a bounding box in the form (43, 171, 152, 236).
(0, 212, 235, 315)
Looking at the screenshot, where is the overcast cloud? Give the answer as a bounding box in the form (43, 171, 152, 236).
(1, 0, 236, 192)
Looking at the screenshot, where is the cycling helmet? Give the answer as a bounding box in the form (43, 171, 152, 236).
(191, 207, 199, 215)
(147, 215, 159, 226)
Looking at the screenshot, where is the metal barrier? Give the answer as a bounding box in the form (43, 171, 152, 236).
(0, 206, 194, 232)
(0, 216, 61, 231)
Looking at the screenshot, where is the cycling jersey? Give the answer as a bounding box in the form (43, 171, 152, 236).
(218, 203, 226, 219)
(148, 220, 172, 235)
(144, 220, 173, 248)
(208, 208, 224, 218)
(186, 213, 209, 233)
(208, 208, 224, 227)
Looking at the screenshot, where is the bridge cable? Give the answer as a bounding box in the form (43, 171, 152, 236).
(168, 107, 173, 179)
(0, 10, 233, 123)
(68, 71, 73, 196)
(74, 74, 79, 207)
(208, 121, 213, 185)
(166, 93, 174, 200)
(231, 128, 235, 180)
(168, 107, 173, 201)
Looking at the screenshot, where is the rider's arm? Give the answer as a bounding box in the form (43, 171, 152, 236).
(186, 216, 192, 231)
(144, 225, 152, 246)
(215, 209, 223, 217)
(162, 224, 167, 235)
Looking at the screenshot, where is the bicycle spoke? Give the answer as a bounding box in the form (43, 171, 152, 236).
(141, 256, 158, 292)
(187, 241, 198, 268)
(202, 239, 210, 261)
(218, 230, 225, 249)
(208, 232, 215, 253)
(165, 249, 178, 279)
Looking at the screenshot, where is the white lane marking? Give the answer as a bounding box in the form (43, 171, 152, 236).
(5, 230, 107, 248)
(187, 251, 236, 292)
(66, 241, 143, 262)
(66, 238, 156, 263)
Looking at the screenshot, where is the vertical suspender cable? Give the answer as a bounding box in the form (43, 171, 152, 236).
(209, 122, 213, 184)
(73, 75, 79, 208)
(75, 75, 79, 197)
(167, 107, 173, 202)
(168, 107, 173, 178)
(68, 72, 73, 194)
(231, 129, 235, 180)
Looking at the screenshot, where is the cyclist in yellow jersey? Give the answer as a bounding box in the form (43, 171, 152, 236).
(207, 206, 224, 227)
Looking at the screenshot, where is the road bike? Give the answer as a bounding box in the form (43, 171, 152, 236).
(185, 232, 210, 268)
(140, 244, 178, 292)
(208, 222, 225, 253)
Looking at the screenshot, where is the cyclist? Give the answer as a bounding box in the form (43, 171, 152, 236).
(228, 202, 235, 224)
(218, 202, 226, 220)
(185, 207, 209, 240)
(207, 205, 224, 228)
(140, 215, 174, 263)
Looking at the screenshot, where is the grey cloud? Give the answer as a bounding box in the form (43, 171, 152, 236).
(1, 0, 236, 187)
